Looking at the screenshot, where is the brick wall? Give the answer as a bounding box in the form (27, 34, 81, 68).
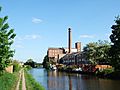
(5, 65, 13, 73)
(95, 65, 112, 70)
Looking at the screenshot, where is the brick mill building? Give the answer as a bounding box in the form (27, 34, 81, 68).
(47, 28, 82, 64)
(47, 28, 112, 72)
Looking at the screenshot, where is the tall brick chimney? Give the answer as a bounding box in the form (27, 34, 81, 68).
(75, 42, 81, 52)
(68, 28, 72, 53)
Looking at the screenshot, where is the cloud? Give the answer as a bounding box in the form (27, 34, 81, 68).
(32, 17, 42, 23)
(24, 34, 41, 40)
(13, 34, 41, 49)
(79, 34, 95, 38)
(15, 34, 41, 41)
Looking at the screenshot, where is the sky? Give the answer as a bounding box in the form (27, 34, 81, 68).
(0, 0, 120, 63)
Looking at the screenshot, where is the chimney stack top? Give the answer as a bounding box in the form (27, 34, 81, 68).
(68, 28, 71, 31)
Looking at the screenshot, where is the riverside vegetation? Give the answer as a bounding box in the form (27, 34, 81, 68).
(0, 6, 17, 90)
(0, 72, 18, 90)
(0, 6, 45, 90)
(24, 68, 45, 90)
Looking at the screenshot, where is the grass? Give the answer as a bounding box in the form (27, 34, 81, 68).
(24, 69, 45, 90)
(0, 72, 18, 90)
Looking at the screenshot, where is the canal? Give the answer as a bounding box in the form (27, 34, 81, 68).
(29, 68, 120, 90)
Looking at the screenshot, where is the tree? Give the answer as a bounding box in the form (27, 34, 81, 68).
(24, 59, 36, 68)
(83, 42, 98, 64)
(83, 40, 110, 64)
(95, 40, 111, 64)
(0, 7, 16, 72)
(42, 55, 50, 69)
(109, 16, 120, 71)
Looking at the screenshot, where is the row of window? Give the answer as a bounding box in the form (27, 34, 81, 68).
(49, 50, 63, 53)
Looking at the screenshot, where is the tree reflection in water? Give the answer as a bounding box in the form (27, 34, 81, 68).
(29, 68, 120, 90)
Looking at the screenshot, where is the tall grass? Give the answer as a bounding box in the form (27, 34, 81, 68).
(0, 72, 18, 90)
(24, 69, 45, 90)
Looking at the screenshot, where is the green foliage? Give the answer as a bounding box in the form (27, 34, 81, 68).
(0, 7, 16, 72)
(25, 65, 32, 70)
(42, 55, 50, 69)
(109, 16, 120, 71)
(24, 59, 36, 68)
(83, 42, 98, 64)
(25, 59, 43, 68)
(13, 60, 21, 72)
(98, 68, 114, 75)
(83, 40, 111, 64)
(24, 69, 45, 90)
(0, 72, 17, 90)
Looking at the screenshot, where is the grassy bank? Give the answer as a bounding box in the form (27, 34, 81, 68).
(24, 69, 45, 90)
(0, 72, 18, 90)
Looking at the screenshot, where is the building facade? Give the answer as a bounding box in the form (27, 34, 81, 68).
(60, 52, 89, 65)
(47, 48, 65, 63)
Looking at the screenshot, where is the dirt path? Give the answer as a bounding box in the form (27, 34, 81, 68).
(16, 69, 22, 90)
(16, 69, 26, 90)
(22, 69, 26, 90)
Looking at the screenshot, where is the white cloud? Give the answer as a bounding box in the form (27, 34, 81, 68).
(24, 34, 41, 40)
(79, 34, 95, 38)
(15, 34, 41, 41)
(32, 17, 42, 23)
(13, 34, 41, 49)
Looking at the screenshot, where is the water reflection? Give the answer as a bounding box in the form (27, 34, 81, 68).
(47, 71, 100, 90)
(29, 68, 120, 90)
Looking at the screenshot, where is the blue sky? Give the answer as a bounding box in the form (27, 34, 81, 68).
(0, 0, 120, 63)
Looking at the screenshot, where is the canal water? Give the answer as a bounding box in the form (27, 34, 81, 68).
(29, 68, 120, 90)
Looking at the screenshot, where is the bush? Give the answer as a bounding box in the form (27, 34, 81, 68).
(13, 60, 21, 72)
(96, 68, 114, 78)
(25, 65, 32, 70)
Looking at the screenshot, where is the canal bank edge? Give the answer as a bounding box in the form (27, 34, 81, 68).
(24, 68, 45, 90)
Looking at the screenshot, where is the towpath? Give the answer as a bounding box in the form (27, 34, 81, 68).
(16, 69, 26, 90)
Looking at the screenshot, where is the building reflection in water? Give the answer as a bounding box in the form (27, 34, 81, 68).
(47, 71, 84, 90)
(29, 69, 120, 90)
(47, 71, 66, 90)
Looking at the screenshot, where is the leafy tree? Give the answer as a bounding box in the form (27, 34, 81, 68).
(24, 59, 36, 68)
(83, 40, 110, 64)
(83, 42, 98, 64)
(0, 7, 16, 72)
(109, 16, 120, 71)
(42, 55, 50, 69)
(95, 40, 111, 64)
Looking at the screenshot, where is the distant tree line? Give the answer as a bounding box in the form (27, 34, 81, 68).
(24, 59, 42, 68)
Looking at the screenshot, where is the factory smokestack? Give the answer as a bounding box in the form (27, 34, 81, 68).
(68, 28, 72, 53)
